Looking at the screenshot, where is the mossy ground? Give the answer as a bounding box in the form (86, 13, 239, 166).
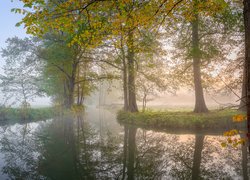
(117, 109, 246, 131)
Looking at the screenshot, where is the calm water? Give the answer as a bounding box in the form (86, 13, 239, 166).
(0, 107, 248, 180)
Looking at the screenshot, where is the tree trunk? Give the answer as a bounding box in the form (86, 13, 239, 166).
(67, 79, 75, 109)
(122, 125, 128, 180)
(77, 65, 81, 105)
(244, 0, 250, 149)
(127, 31, 138, 112)
(63, 81, 69, 108)
(127, 126, 137, 180)
(120, 30, 129, 111)
(142, 94, 147, 112)
(191, 134, 204, 180)
(122, 54, 129, 111)
(242, 140, 248, 180)
(66, 62, 78, 109)
(243, 0, 250, 152)
(239, 63, 247, 111)
(79, 87, 84, 105)
(79, 61, 88, 106)
(191, 5, 208, 113)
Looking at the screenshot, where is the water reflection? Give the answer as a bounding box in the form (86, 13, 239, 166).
(0, 108, 248, 179)
(0, 122, 46, 179)
(36, 114, 124, 179)
(121, 127, 248, 179)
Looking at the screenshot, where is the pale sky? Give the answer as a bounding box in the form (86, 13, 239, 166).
(0, 0, 51, 107)
(0, 0, 27, 49)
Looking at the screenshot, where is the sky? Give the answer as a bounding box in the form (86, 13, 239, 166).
(0, 0, 27, 49)
(0, 0, 51, 107)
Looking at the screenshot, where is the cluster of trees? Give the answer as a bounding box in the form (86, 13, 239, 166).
(1, 0, 247, 116)
(0, 34, 112, 110)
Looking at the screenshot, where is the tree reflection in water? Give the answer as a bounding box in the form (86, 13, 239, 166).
(122, 128, 248, 179)
(37, 114, 124, 179)
(0, 115, 249, 179)
(0, 123, 45, 179)
(0, 115, 124, 180)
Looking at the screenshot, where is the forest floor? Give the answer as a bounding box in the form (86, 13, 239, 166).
(117, 109, 246, 132)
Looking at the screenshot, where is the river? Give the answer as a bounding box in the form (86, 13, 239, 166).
(0, 107, 247, 179)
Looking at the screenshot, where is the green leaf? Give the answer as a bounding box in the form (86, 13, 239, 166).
(15, 22, 22, 27)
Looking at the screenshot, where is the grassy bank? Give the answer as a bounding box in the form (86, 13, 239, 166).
(0, 107, 54, 125)
(117, 109, 246, 131)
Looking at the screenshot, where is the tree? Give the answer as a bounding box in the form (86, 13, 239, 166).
(136, 48, 175, 111)
(166, 0, 243, 112)
(106, 1, 169, 112)
(0, 37, 43, 118)
(39, 33, 101, 108)
(243, 0, 250, 151)
(107, 1, 159, 112)
(39, 34, 82, 108)
(15, 0, 166, 112)
(15, 0, 233, 114)
(190, 0, 209, 113)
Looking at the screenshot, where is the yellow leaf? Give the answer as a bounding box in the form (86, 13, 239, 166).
(227, 138, 232, 144)
(233, 114, 246, 122)
(221, 142, 227, 147)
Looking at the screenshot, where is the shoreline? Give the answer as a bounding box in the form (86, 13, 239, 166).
(117, 109, 246, 132)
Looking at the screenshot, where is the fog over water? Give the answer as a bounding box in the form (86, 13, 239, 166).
(0, 107, 246, 179)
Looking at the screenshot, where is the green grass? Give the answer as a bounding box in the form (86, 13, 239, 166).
(117, 109, 246, 131)
(0, 107, 54, 125)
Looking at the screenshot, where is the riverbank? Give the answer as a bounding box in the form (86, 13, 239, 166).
(117, 109, 246, 131)
(0, 107, 54, 125)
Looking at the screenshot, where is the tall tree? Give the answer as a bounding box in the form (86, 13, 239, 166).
(243, 0, 250, 150)
(191, 0, 208, 113)
(39, 34, 80, 108)
(39, 34, 98, 108)
(0, 37, 43, 108)
(167, 0, 239, 112)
